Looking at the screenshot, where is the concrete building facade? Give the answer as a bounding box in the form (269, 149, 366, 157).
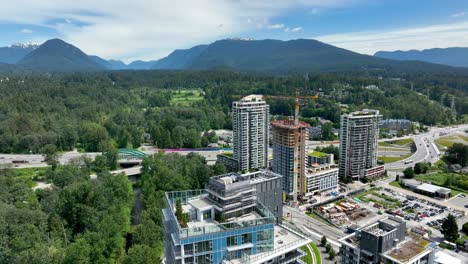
(271, 119, 310, 199)
(339, 109, 383, 181)
(232, 95, 270, 172)
(305, 164, 339, 194)
(339, 217, 436, 264)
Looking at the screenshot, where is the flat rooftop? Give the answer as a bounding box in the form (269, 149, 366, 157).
(383, 235, 432, 263)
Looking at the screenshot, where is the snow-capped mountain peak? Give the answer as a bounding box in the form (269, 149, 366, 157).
(10, 42, 40, 49)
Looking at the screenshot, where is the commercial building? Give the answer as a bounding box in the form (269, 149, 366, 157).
(232, 95, 270, 172)
(339, 109, 383, 181)
(271, 119, 310, 200)
(305, 164, 339, 195)
(163, 170, 310, 264)
(401, 179, 452, 199)
(339, 216, 436, 264)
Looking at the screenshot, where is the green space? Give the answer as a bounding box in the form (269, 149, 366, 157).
(300, 242, 321, 264)
(14, 167, 48, 179)
(309, 151, 327, 158)
(300, 245, 313, 264)
(379, 138, 414, 147)
(436, 135, 468, 148)
(390, 180, 406, 189)
(354, 187, 402, 209)
(415, 173, 468, 195)
(378, 153, 412, 163)
(311, 242, 322, 264)
(222, 152, 233, 157)
(306, 211, 334, 227)
(170, 89, 204, 105)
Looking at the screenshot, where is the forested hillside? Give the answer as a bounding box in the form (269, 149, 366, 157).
(0, 165, 133, 263)
(0, 70, 464, 153)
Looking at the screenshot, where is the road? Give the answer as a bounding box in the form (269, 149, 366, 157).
(283, 205, 345, 241)
(385, 124, 468, 170)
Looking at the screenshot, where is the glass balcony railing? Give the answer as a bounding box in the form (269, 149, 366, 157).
(165, 190, 275, 239)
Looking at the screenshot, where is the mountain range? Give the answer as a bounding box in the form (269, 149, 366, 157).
(1, 38, 467, 74)
(375, 47, 468, 68)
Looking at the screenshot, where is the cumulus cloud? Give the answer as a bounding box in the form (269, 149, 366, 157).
(291, 27, 303, 32)
(314, 21, 468, 54)
(0, 0, 359, 61)
(20, 28, 33, 34)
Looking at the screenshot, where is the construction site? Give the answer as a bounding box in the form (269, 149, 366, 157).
(316, 199, 372, 228)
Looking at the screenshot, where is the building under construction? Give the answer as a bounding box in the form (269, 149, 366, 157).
(271, 119, 310, 200)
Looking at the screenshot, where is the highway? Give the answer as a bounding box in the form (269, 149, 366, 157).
(384, 124, 468, 170)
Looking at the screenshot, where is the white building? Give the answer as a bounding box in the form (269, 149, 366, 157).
(305, 163, 338, 195)
(232, 95, 270, 171)
(339, 109, 383, 181)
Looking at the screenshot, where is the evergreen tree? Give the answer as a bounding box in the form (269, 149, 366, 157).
(441, 214, 459, 242)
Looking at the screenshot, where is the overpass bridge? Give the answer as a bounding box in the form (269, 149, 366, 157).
(118, 148, 146, 165)
(90, 165, 142, 179)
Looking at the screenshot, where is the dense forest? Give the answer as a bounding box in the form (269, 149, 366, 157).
(0, 70, 464, 153)
(0, 151, 223, 263)
(0, 163, 133, 263)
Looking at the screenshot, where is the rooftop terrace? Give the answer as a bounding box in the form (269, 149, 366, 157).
(383, 234, 433, 263)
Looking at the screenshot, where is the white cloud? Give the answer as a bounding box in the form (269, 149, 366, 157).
(267, 23, 285, 29)
(0, 0, 359, 62)
(314, 21, 468, 54)
(20, 28, 33, 34)
(451, 11, 465, 18)
(291, 27, 302, 32)
(284, 28, 290, 32)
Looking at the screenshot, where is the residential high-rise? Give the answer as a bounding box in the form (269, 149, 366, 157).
(271, 119, 310, 200)
(339, 109, 383, 181)
(232, 95, 269, 171)
(163, 170, 310, 264)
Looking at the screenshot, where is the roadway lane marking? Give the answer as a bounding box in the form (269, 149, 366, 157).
(302, 226, 341, 247)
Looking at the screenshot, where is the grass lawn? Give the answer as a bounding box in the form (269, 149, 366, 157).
(309, 151, 327, 158)
(300, 245, 313, 264)
(14, 167, 48, 180)
(311, 242, 322, 264)
(379, 138, 414, 147)
(389, 180, 405, 189)
(435, 135, 468, 148)
(170, 89, 204, 105)
(355, 187, 402, 208)
(378, 153, 412, 163)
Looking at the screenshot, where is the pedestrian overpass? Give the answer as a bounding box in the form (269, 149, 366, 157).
(118, 148, 147, 165)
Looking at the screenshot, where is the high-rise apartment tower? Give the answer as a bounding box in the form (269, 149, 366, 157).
(232, 95, 270, 171)
(339, 109, 383, 181)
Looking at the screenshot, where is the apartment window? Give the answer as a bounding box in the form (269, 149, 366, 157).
(227, 235, 237, 247)
(257, 230, 273, 241)
(241, 233, 252, 244)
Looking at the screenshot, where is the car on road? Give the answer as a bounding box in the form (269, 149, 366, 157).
(464, 204, 468, 208)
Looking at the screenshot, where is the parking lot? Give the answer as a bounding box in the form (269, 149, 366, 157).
(347, 187, 467, 239)
(447, 193, 468, 208)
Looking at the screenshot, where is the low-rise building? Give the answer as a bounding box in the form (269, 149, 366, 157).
(216, 153, 239, 172)
(305, 164, 339, 195)
(163, 170, 309, 264)
(400, 179, 452, 199)
(339, 216, 436, 264)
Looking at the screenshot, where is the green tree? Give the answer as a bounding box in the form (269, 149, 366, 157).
(414, 162, 429, 174)
(441, 214, 459, 242)
(329, 247, 336, 260)
(395, 175, 400, 182)
(42, 144, 59, 170)
(325, 243, 332, 253)
(92, 155, 109, 173)
(122, 245, 160, 264)
(321, 235, 328, 247)
(463, 222, 468, 234)
(403, 167, 415, 179)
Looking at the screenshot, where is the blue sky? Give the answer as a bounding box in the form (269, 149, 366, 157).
(1, 0, 468, 62)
